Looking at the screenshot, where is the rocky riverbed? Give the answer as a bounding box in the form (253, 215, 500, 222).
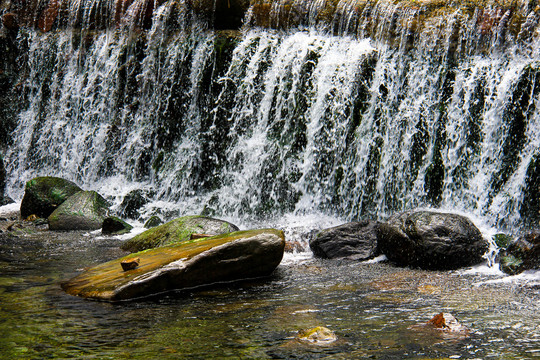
(0, 203, 539, 359)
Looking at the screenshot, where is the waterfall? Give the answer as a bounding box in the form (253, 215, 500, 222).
(2, 0, 540, 229)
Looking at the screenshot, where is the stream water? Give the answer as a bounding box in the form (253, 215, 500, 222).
(0, 217, 539, 359)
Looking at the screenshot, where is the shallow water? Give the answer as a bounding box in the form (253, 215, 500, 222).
(0, 226, 539, 360)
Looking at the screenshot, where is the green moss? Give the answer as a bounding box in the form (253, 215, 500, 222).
(493, 233, 513, 249)
(121, 215, 239, 252)
(500, 254, 524, 275)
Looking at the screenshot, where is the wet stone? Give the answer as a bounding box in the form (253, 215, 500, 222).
(121, 258, 140, 271)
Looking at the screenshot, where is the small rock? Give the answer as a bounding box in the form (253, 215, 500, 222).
(493, 233, 513, 249)
(427, 313, 468, 334)
(102, 216, 133, 235)
(121, 258, 140, 271)
(285, 240, 304, 252)
(144, 215, 162, 228)
(190, 233, 213, 240)
(499, 231, 540, 275)
(409, 312, 469, 339)
(296, 326, 337, 345)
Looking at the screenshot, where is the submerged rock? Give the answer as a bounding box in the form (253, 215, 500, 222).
(310, 220, 380, 260)
(102, 216, 133, 235)
(121, 215, 240, 252)
(296, 326, 338, 345)
(62, 229, 285, 301)
(20, 177, 82, 219)
(499, 231, 540, 275)
(409, 312, 469, 340)
(378, 210, 488, 270)
(48, 191, 109, 231)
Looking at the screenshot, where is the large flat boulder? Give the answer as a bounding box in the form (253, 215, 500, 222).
(121, 215, 240, 252)
(20, 176, 82, 218)
(309, 220, 380, 260)
(48, 191, 109, 231)
(62, 229, 285, 301)
(378, 210, 488, 270)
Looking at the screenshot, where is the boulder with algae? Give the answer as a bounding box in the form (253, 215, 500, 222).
(20, 176, 82, 219)
(48, 191, 109, 231)
(62, 229, 285, 301)
(121, 215, 240, 252)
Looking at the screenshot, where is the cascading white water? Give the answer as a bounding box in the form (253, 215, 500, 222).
(3, 0, 540, 231)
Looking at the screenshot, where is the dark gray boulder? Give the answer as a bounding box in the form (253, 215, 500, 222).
(102, 216, 133, 235)
(499, 231, 540, 275)
(20, 177, 82, 218)
(309, 220, 381, 260)
(48, 191, 109, 231)
(378, 210, 488, 270)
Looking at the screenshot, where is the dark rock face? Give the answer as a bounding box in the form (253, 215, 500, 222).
(2, 13, 19, 31)
(48, 191, 109, 231)
(119, 189, 151, 220)
(309, 220, 380, 260)
(0, 156, 13, 206)
(0, 155, 8, 205)
(499, 231, 540, 275)
(62, 229, 285, 301)
(121, 215, 240, 252)
(102, 216, 133, 235)
(378, 210, 488, 270)
(20, 177, 82, 218)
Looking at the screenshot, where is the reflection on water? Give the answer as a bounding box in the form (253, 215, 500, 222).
(0, 230, 538, 359)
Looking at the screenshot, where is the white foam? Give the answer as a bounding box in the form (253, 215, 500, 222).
(0, 202, 20, 216)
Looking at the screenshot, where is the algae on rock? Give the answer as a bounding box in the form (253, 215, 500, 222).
(62, 229, 286, 301)
(48, 191, 109, 231)
(121, 215, 240, 252)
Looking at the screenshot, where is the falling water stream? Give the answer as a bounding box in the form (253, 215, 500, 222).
(1, 0, 540, 358)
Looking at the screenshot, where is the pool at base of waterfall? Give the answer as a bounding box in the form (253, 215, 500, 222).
(0, 227, 538, 360)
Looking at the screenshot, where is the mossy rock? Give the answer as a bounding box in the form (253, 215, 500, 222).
(121, 215, 240, 253)
(102, 216, 133, 235)
(62, 229, 285, 301)
(143, 215, 162, 229)
(493, 233, 513, 249)
(48, 191, 109, 231)
(20, 177, 82, 218)
(499, 231, 540, 275)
